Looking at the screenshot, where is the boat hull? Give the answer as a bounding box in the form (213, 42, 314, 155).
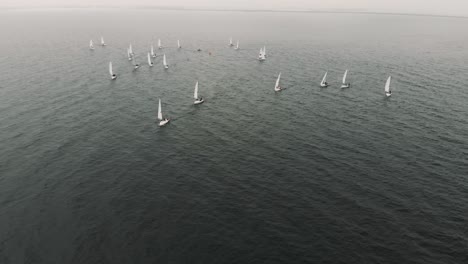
(194, 100, 204, 105)
(159, 119, 170, 127)
(341, 84, 350, 88)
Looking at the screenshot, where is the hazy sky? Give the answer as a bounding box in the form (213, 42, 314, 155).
(2, 0, 468, 16)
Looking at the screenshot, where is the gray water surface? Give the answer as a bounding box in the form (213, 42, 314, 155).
(0, 9, 467, 264)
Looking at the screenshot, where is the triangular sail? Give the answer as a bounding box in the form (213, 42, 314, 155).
(109, 62, 113, 76)
(151, 45, 155, 56)
(158, 39, 162, 48)
(178, 40, 181, 48)
(163, 54, 167, 66)
(321, 72, 328, 84)
(275, 73, 281, 88)
(385, 76, 392, 93)
(194, 81, 199, 99)
(101, 36, 105, 45)
(342, 70, 348, 84)
(158, 99, 163, 120)
(89, 40, 94, 48)
(147, 53, 152, 65)
(230, 37, 233, 45)
(263, 46, 266, 56)
(129, 44, 133, 54)
(236, 40, 239, 49)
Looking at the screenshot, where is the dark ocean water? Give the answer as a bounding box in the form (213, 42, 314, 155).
(1, 9, 467, 264)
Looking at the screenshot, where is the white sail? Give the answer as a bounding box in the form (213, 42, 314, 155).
(129, 44, 134, 55)
(127, 48, 132, 60)
(151, 45, 155, 57)
(236, 40, 239, 49)
(109, 62, 113, 76)
(158, 99, 163, 120)
(101, 36, 105, 46)
(163, 54, 168, 67)
(385, 76, 392, 93)
(342, 70, 348, 84)
(147, 53, 152, 66)
(275, 73, 281, 88)
(177, 40, 181, 48)
(263, 46, 266, 56)
(89, 40, 94, 49)
(229, 37, 233, 46)
(321, 72, 328, 85)
(194, 81, 199, 99)
(158, 39, 162, 48)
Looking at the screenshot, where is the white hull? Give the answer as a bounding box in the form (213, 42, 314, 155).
(164, 65, 169, 69)
(385, 92, 392, 97)
(152, 55, 156, 58)
(274, 87, 282, 92)
(194, 99, 204, 105)
(320, 83, 328, 87)
(341, 84, 350, 88)
(159, 119, 170, 126)
(134, 65, 139, 69)
(111, 75, 117, 80)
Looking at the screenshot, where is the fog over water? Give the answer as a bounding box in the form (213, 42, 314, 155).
(2, 0, 468, 16)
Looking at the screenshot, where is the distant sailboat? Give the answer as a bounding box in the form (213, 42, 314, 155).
(274, 72, 283, 92)
(158, 99, 170, 126)
(385, 76, 392, 97)
(129, 44, 134, 55)
(158, 39, 162, 49)
(163, 54, 169, 69)
(258, 47, 266, 61)
(89, 40, 94, 50)
(150, 45, 156, 58)
(100, 36, 106, 46)
(235, 40, 239, 50)
(147, 53, 153, 67)
(341, 70, 350, 88)
(133, 55, 140, 69)
(193, 81, 204, 105)
(263, 46, 267, 57)
(109, 62, 117, 80)
(177, 40, 181, 49)
(320, 72, 329, 87)
(127, 48, 132, 61)
(229, 37, 234, 46)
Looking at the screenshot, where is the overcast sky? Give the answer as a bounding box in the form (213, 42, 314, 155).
(2, 0, 468, 16)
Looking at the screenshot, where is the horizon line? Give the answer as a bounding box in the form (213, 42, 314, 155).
(1, 6, 467, 19)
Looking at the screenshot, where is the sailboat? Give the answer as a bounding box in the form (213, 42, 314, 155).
(320, 72, 329, 87)
(234, 40, 239, 50)
(193, 81, 204, 105)
(150, 45, 156, 58)
(158, 99, 170, 126)
(258, 47, 266, 61)
(263, 46, 267, 57)
(100, 36, 106, 46)
(385, 76, 392, 97)
(177, 40, 181, 49)
(109, 62, 117, 80)
(163, 54, 169, 69)
(158, 39, 162, 49)
(229, 37, 234, 46)
(274, 73, 283, 92)
(129, 44, 134, 55)
(133, 55, 140, 69)
(341, 70, 350, 88)
(89, 40, 94, 50)
(127, 48, 132, 61)
(147, 53, 153, 67)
